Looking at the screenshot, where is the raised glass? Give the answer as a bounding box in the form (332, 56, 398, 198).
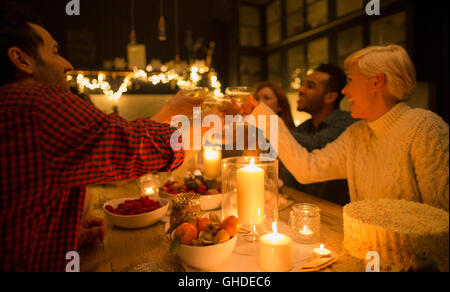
(183, 86, 209, 98)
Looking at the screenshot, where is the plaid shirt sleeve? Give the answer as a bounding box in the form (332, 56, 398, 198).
(37, 85, 185, 186)
(0, 83, 184, 272)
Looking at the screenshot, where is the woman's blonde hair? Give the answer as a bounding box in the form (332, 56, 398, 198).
(344, 44, 416, 101)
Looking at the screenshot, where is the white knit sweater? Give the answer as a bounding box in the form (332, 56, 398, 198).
(253, 102, 449, 211)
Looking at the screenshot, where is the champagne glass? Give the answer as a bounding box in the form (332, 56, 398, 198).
(225, 86, 251, 107)
(225, 86, 256, 117)
(183, 86, 209, 98)
(199, 90, 237, 115)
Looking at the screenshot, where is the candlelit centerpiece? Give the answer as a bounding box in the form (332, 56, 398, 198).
(221, 156, 279, 255)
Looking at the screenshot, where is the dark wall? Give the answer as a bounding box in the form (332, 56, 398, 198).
(6, 0, 449, 122)
(10, 0, 235, 87)
(411, 1, 449, 123)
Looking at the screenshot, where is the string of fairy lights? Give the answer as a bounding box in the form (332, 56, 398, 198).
(67, 64, 223, 101)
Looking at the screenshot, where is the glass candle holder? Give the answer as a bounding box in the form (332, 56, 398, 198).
(221, 157, 279, 242)
(139, 173, 160, 198)
(288, 203, 321, 244)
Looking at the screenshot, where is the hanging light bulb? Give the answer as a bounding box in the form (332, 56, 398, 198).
(158, 0, 167, 41)
(159, 16, 167, 41)
(174, 0, 180, 61)
(127, 0, 147, 70)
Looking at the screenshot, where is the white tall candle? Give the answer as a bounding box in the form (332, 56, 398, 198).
(259, 222, 293, 272)
(237, 158, 265, 226)
(203, 147, 222, 179)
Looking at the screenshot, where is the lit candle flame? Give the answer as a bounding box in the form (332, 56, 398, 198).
(300, 225, 313, 235)
(250, 157, 255, 168)
(144, 187, 154, 195)
(320, 244, 325, 250)
(272, 220, 278, 235)
(204, 148, 220, 160)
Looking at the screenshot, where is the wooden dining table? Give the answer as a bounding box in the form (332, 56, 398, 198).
(79, 179, 344, 272)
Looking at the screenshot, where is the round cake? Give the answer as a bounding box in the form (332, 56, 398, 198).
(343, 199, 449, 272)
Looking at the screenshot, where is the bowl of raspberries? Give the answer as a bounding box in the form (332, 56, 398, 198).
(103, 197, 169, 229)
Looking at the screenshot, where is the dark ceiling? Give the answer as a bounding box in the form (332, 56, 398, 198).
(239, 0, 272, 6)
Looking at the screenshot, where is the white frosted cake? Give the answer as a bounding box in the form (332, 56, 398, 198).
(343, 199, 449, 272)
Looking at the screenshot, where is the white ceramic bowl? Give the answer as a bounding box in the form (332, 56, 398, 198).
(103, 197, 169, 229)
(176, 235, 237, 271)
(200, 193, 223, 211)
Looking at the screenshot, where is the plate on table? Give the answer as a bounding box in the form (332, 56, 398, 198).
(160, 174, 223, 211)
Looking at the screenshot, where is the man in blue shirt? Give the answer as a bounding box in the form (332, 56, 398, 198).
(280, 63, 357, 205)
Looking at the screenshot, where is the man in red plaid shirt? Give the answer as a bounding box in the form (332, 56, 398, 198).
(0, 4, 202, 271)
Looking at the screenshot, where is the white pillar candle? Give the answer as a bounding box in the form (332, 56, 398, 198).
(203, 147, 222, 179)
(259, 222, 293, 272)
(237, 158, 265, 226)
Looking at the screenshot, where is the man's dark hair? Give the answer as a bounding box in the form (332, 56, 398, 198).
(315, 63, 347, 109)
(0, 2, 44, 86)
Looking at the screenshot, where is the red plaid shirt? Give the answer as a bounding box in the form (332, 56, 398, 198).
(0, 82, 185, 272)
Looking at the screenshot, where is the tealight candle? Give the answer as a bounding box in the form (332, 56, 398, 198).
(139, 173, 160, 197)
(203, 147, 222, 179)
(259, 222, 293, 272)
(300, 225, 313, 235)
(299, 225, 314, 241)
(313, 244, 332, 258)
(144, 187, 155, 196)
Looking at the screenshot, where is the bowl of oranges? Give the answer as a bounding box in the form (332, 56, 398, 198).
(170, 214, 239, 271)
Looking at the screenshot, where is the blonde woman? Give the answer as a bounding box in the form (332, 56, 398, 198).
(251, 44, 449, 211)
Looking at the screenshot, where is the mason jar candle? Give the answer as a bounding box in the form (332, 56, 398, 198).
(289, 203, 321, 244)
